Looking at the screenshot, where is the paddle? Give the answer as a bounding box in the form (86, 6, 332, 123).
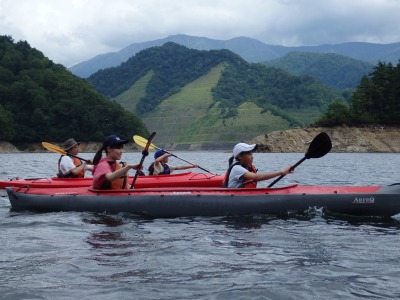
(42, 142, 91, 163)
(130, 132, 156, 189)
(267, 132, 332, 188)
(133, 135, 214, 174)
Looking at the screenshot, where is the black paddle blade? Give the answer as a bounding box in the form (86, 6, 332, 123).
(305, 132, 332, 159)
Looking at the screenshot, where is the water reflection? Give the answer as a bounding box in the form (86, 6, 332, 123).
(84, 214, 133, 266)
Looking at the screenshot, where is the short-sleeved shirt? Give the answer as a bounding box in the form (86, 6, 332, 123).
(59, 155, 92, 176)
(59, 155, 76, 175)
(152, 163, 176, 175)
(227, 164, 248, 188)
(92, 158, 115, 189)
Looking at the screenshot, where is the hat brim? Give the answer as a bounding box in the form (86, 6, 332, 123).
(112, 140, 129, 145)
(234, 144, 258, 158)
(64, 142, 80, 151)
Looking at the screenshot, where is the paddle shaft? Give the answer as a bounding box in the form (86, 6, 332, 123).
(133, 135, 214, 174)
(267, 132, 332, 188)
(67, 153, 91, 163)
(267, 157, 305, 188)
(155, 146, 213, 174)
(42, 142, 91, 163)
(131, 132, 156, 189)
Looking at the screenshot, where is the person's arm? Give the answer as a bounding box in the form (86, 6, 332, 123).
(154, 153, 171, 166)
(242, 166, 293, 182)
(104, 163, 141, 182)
(70, 161, 87, 176)
(60, 156, 83, 175)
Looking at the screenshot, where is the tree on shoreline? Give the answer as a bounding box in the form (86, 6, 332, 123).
(316, 61, 400, 126)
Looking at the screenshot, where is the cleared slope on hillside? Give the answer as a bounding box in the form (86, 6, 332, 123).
(115, 70, 154, 112)
(179, 102, 289, 143)
(140, 64, 224, 143)
(138, 63, 290, 144)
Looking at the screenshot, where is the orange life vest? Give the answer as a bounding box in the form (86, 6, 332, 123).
(222, 163, 258, 188)
(99, 161, 128, 189)
(111, 161, 128, 189)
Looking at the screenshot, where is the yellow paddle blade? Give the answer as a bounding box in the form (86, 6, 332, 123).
(133, 135, 157, 150)
(42, 142, 67, 155)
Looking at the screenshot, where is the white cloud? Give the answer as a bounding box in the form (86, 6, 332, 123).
(1, 0, 399, 67)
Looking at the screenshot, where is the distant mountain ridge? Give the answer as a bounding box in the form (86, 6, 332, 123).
(69, 34, 400, 78)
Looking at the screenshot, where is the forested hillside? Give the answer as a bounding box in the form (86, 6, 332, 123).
(263, 52, 374, 90)
(213, 62, 342, 116)
(88, 43, 344, 144)
(316, 61, 400, 126)
(88, 42, 243, 114)
(0, 35, 148, 143)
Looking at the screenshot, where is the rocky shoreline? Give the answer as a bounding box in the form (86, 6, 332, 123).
(250, 126, 400, 153)
(1, 126, 399, 153)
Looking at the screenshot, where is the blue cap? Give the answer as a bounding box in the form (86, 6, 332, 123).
(154, 149, 166, 159)
(102, 135, 128, 148)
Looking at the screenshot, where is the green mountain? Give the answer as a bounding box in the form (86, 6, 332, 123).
(88, 43, 343, 145)
(263, 52, 374, 89)
(0, 35, 148, 144)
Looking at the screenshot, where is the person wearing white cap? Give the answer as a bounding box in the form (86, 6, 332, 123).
(92, 135, 143, 189)
(223, 142, 293, 188)
(57, 138, 93, 178)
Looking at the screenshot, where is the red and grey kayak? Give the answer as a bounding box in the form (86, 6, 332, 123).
(0, 172, 224, 189)
(6, 184, 400, 218)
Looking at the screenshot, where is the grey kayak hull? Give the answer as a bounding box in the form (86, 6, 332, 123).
(6, 185, 400, 218)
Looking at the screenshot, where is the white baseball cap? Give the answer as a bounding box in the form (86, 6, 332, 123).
(233, 143, 257, 158)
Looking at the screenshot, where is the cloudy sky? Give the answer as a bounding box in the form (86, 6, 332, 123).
(1, 0, 399, 67)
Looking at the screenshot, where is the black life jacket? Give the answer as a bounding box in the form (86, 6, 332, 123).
(148, 162, 171, 175)
(222, 162, 258, 188)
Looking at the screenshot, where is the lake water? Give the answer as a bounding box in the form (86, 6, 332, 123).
(1, 152, 400, 299)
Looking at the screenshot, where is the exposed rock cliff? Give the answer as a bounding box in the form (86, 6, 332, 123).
(0, 142, 20, 153)
(250, 126, 400, 153)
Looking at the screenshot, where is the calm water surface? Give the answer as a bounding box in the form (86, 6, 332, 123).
(1, 152, 400, 299)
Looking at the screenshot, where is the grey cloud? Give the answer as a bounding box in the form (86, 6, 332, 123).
(0, 0, 399, 67)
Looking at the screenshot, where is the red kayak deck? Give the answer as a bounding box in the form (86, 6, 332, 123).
(12, 184, 383, 196)
(0, 172, 224, 189)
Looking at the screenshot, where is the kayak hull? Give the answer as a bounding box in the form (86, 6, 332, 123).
(0, 172, 223, 189)
(6, 184, 400, 218)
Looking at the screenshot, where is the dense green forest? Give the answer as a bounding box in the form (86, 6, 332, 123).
(88, 42, 343, 122)
(316, 61, 400, 126)
(0, 35, 148, 143)
(212, 62, 343, 118)
(263, 52, 374, 90)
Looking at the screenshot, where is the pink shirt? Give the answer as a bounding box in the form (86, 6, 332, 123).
(92, 158, 115, 189)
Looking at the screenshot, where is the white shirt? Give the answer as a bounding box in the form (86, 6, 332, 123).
(59, 156, 92, 175)
(227, 164, 248, 188)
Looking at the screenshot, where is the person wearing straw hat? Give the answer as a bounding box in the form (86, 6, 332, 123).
(223, 142, 293, 188)
(57, 138, 93, 178)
